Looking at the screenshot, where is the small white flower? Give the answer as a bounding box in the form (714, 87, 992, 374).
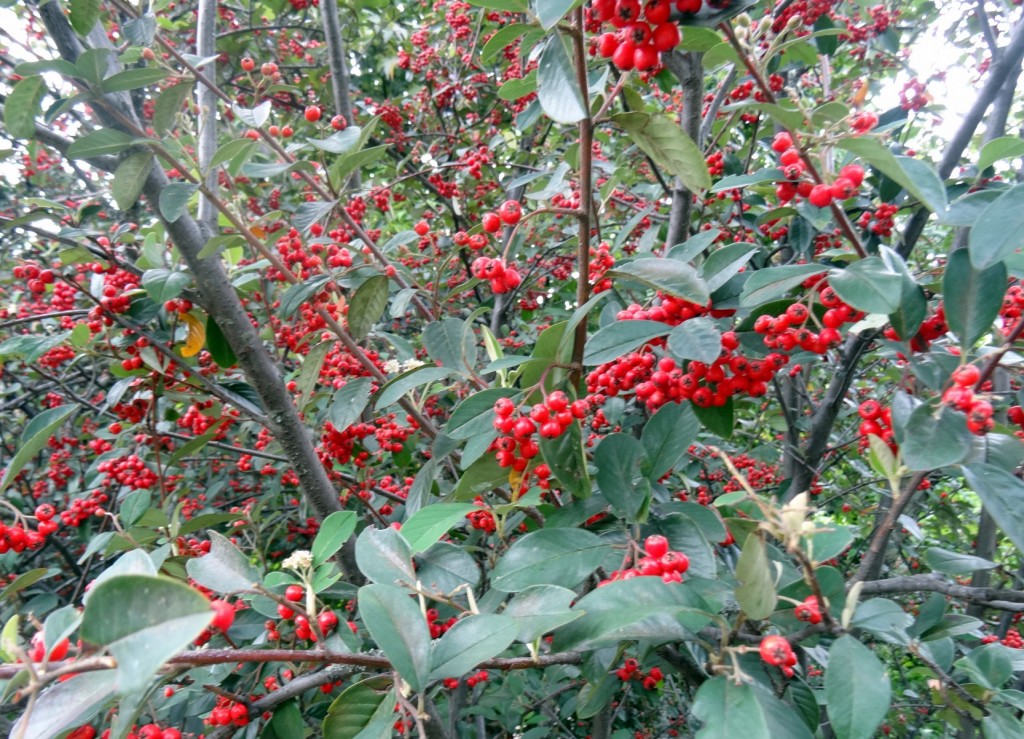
(282, 550, 313, 571)
(382, 359, 403, 374)
(402, 358, 425, 371)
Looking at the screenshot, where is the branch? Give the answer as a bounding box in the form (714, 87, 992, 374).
(196, 0, 218, 232)
(319, 0, 358, 187)
(860, 573, 1024, 611)
(662, 50, 704, 248)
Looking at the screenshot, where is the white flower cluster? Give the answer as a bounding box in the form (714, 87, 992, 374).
(383, 358, 426, 374)
(281, 550, 313, 571)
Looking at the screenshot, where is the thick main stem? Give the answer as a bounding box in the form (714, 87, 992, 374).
(570, 10, 593, 384)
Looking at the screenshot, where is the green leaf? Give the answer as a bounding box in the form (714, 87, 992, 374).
(10, 671, 117, 739)
(492, 528, 610, 592)
(851, 598, 912, 643)
(153, 82, 193, 136)
(423, 317, 476, 370)
(535, 0, 579, 29)
(656, 513, 716, 578)
(323, 675, 396, 739)
(536, 34, 586, 124)
(0, 405, 76, 494)
(940, 189, 1002, 227)
(978, 136, 1024, 173)
(552, 577, 712, 652)
(481, 23, 532, 62)
(702, 243, 757, 291)
(185, 530, 261, 593)
(0, 568, 51, 601)
(374, 365, 452, 409)
(739, 264, 828, 306)
(293, 199, 337, 233)
(279, 275, 332, 318)
(400, 504, 475, 554)
(693, 677, 814, 739)
(141, 268, 190, 305)
(5, 75, 46, 139)
(828, 256, 904, 315)
(328, 377, 374, 430)
(613, 112, 712, 193)
(900, 403, 972, 471)
(710, 169, 784, 193)
(446, 388, 518, 440)
(312, 511, 358, 567)
(924, 547, 997, 576)
(355, 526, 416, 585)
(467, 0, 528, 10)
(112, 150, 155, 210)
(306, 126, 362, 154)
(837, 139, 946, 213)
(430, 614, 518, 679)
(735, 533, 775, 619)
(209, 138, 256, 170)
(119, 489, 151, 527)
(539, 419, 591, 498)
(329, 144, 390, 187)
(80, 574, 213, 695)
(415, 542, 481, 592)
(583, 319, 671, 365)
(296, 340, 331, 410)
(502, 585, 581, 642)
(67, 128, 134, 159)
(158, 183, 197, 223)
(348, 275, 389, 340)
(969, 184, 1024, 269)
(594, 433, 648, 521)
(101, 68, 169, 93)
(692, 397, 734, 438)
(69, 0, 102, 34)
(962, 463, 1024, 557)
(75, 48, 114, 86)
(607, 257, 710, 304)
(264, 700, 306, 739)
(205, 316, 236, 367)
(825, 635, 892, 739)
(357, 584, 432, 692)
(668, 317, 721, 364)
(943, 248, 1005, 348)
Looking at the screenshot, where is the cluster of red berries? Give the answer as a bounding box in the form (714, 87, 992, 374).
(13, 263, 56, 294)
(239, 58, 279, 78)
(471, 257, 522, 294)
(857, 202, 899, 237)
(206, 696, 251, 727)
(615, 657, 665, 690)
(771, 132, 865, 207)
(267, 585, 340, 641)
(882, 307, 948, 354)
(752, 283, 864, 355)
(427, 608, 458, 639)
(857, 399, 896, 452)
(163, 298, 192, 315)
(27, 629, 70, 662)
(193, 598, 237, 646)
(942, 364, 994, 435)
(794, 595, 823, 624)
(442, 670, 490, 689)
(466, 497, 497, 533)
(600, 535, 690, 585)
(0, 512, 51, 554)
(481, 200, 522, 233)
(491, 392, 587, 470)
(982, 630, 1024, 649)
(759, 635, 797, 677)
(592, 0, 690, 72)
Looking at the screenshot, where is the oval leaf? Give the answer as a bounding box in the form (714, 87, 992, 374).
(357, 584, 432, 692)
(491, 528, 611, 592)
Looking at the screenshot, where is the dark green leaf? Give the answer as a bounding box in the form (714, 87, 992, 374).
(80, 575, 213, 694)
(122, 14, 156, 45)
(400, 504, 475, 554)
(205, 316, 236, 367)
(312, 511, 358, 567)
(101, 68, 169, 93)
(924, 547, 997, 576)
(348, 275, 389, 340)
(424, 318, 476, 370)
(10, 671, 117, 739)
(0, 405, 76, 494)
(710, 169, 784, 193)
(502, 585, 581, 642)
(900, 403, 972, 471)
(978, 137, 1024, 173)
(739, 264, 827, 307)
(969, 184, 1024, 269)
(944, 248, 1005, 348)
(306, 126, 362, 154)
(536, 34, 586, 124)
(141, 269, 190, 305)
(535, 0, 578, 29)
(828, 256, 903, 315)
(0, 568, 52, 601)
(186, 530, 261, 593)
(481, 23, 532, 62)
(119, 489, 150, 527)
(583, 320, 670, 365)
(446, 388, 518, 440)
(415, 542, 481, 592)
(613, 112, 712, 193)
(702, 243, 757, 291)
(692, 397, 733, 438)
(374, 365, 452, 409)
(357, 584, 431, 692)
(838, 139, 946, 213)
(825, 635, 891, 739)
(608, 257, 710, 304)
(328, 377, 374, 430)
(735, 533, 775, 619)
(492, 528, 610, 592)
(693, 677, 815, 739)
(642, 402, 698, 480)
(668, 317, 721, 364)
(962, 463, 1024, 557)
(594, 433, 648, 521)
(67, 128, 134, 159)
(430, 614, 518, 679)
(152, 83, 192, 136)
(940, 189, 1002, 227)
(322, 675, 395, 739)
(69, 0, 101, 34)
(158, 183, 197, 223)
(355, 527, 416, 585)
(329, 144, 390, 187)
(279, 275, 332, 318)
(112, 150, 154, 210)
(5, 76, 46, 139)
(209, 138, 256, 170)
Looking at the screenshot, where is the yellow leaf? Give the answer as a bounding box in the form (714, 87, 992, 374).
(180, 313, 206, 357)
(251, 225, 266, 239)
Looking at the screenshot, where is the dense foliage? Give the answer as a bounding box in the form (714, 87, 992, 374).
(1, 0, 1024, 736)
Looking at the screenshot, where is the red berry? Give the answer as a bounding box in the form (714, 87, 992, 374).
(808, 184, 833, 208)
(952, 365, 980, 387)
(284, 585, 304, 602)
(771, 132, 793, 153)
(779, 148, 801, 166)
(241, 58, 255, 72)
(598, 32, 619, 58)
(482, 212, 501, 233)
(260, 62, 278, 76)
(498, 200, 522, 225)
(210, 600, 235, 631)
(414, 220, 430, 236)
(840, 163, 865, 187)
(304, 105, 322, 123)
(633, 44, 659, 71)
(759, 635, 794, 668)
(652, 22, 680, 52)
(644, 534, 669, 558)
